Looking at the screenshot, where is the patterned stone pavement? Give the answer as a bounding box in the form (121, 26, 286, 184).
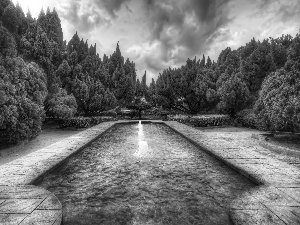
(164, 121, 300, 225)
(0, 185, 62, 225)
(0, 121, 117, 225)
(1, 120, 300, 224)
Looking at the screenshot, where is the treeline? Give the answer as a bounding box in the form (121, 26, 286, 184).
(1, 1, 299, 144)
(0, 1, 148, 143)
(153, 34, 300, 132)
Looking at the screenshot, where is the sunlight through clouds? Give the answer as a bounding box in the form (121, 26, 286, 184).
(12, 0, 300, 83)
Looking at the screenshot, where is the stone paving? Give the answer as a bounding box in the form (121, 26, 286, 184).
(1, 120, 300, 224)
(0, 121, 116, 225)
(164, 121, 300, 225)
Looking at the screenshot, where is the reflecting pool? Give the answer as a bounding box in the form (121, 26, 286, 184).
(37, 123, 256, 225)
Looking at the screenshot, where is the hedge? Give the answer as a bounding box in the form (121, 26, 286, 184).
(167, 114, 232, 127)
(59, 116, 117, 128)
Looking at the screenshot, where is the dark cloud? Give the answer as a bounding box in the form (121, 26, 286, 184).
(126, 4, 133, 14)
(186, 0, 231, 23)
(141, 0, 233, 68)
(93, 0, 131, 18)
(59, 0, 111, 33)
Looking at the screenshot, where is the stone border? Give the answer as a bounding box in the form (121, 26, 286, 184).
(1, 120, 300, 224)
(164, 121, 300, 225)
(0, 121, 118, 225)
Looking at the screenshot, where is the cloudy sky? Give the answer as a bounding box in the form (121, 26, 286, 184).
(12, 0, 300, 83)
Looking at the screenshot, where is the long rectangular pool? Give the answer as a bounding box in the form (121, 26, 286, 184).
(36, 122, 256, 224)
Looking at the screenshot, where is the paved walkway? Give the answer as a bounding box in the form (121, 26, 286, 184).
(165, 121, 300, 225)
(0, 121, 116, 225)
(1, 120, 300, 224)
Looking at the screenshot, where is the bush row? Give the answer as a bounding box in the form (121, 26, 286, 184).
(167, 114, 232, 127)
(59, 116, 117, 128)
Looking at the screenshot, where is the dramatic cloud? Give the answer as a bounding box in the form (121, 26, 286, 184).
(139, 0, 233, 72)
(58, 0, 111, 34)
(13, 0, 300, 83)
(93, 0, 131, 18)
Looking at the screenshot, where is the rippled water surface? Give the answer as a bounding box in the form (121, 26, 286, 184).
(37, 123, 255, 225)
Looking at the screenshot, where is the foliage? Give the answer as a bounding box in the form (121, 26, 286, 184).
(235, 109, 258, 129)
(167, 115, 232, 127)
(1, 0, 300, 144)
(59, 117, 91, 128)
(254, 69, 300, 132)
(45, 87, 77, 119)
(127, 97, 152, 119)
(60, 116, 117, 128)
(90, 116, 117, 124)
(0, 58, 47, 143)
(254, 34, 300, 132)
(217, 72, 250, 116)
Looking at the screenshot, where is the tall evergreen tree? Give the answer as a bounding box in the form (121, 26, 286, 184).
(2, 4, 18, 34)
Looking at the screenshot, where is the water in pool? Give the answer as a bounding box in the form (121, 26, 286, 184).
(37, 122, 256, 225)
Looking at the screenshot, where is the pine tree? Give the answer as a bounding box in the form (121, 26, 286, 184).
(67, 32, 81, 54)
(206, 56, 212, 68)
(141, 71, 148, 97)
(2, 4, 18, 34)
(0, 0, 11, 18)
(37, 8, 47, 31)
(136, 79, 142, 97)
(200, 54, 205, 67)
(110, 42, 124, 71)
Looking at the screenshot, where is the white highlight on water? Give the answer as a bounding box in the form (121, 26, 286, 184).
(134, 121, 149, 158)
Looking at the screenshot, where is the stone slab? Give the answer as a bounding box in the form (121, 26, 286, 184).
(0, 199, 44, 213)
(20, 210, 62, 225)
(0, 121, 118, 225)
(0, 213, 27, 225)
(231, 209, 286, 225)
(265, 206, 300, 225)
(164, 121, 300, 225)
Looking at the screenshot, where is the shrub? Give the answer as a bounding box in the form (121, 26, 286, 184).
(46, 88, 77, 119)
(236, 109, 258, 128)
(217, 72, 250, 116)
(0, 58, 47, 143)
(254, 35, 300, 133)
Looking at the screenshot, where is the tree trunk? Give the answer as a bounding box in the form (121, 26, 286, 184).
(139, 109, 142, 119)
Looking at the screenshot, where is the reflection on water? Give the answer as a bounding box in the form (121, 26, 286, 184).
(134, 121, 150, 158)
(37, 123, 256, 225)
